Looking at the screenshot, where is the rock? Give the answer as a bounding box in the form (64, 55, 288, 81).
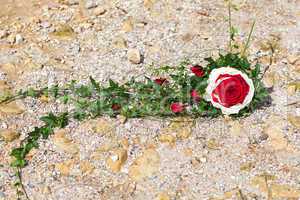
(0, 80, 10, 90)
(25, 148, 38, 160)
(0, 102, 24, 115)
(158, 134, 176, 146)
(288, 114, 300, 129)
(0, 63, 19, 79)
(161, 117, 193, 140)
(0, 80, 11, 97)
(182, 33, 195, 42)
(156, 192, 170, 200)
(183, 148, 193, 157)
(106, 148, 127, 173)
(7, 34, 15, 44)
(93, 118, 115, 136)
(80, 160, 95, 175)
(93, 7, 106, 16)
(263, 116, 288, 150)
(144, 0, 156, 10)
(23, 58, 43, 71)
(287, 82, 300, 96)
(121, 138, 129, 149)
(127, 49, 142, 64)
(85, 1, 97, 9)
(206, 138, 220, 150)
(113, 37, 127, 49)
(199, 156, 207, 163)
(287, 54, 300, 65)
(0, 30, 8, 39)
(42, 186, 51, 195)
(15, 34, 24, 44)
(251, 174, 300, 198)
(53, 130, 79, 155)
(117, 115, 127, 124)
(228, 120, 244, 136)
(251, 173, 277, 193)
(39, 95, 49, 103)
(287, 84, 297, 96)
(191, 157, 201, 167)
(0, 129, 20, 142)
(55, 159, 75, 176)
(240, 162, 255, 172)
(122, 17, 134, 32)
(263, 72, 277, 88)
(270, 184, 300, 198)
(176, 128, 191, 139)
(129, 148, 160, 181)
(295, 64, 300, 73)
(51, 24, 76, 39)
(41, 21, 51, 28)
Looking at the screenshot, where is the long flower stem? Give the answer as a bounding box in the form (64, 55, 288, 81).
(228, 0, 232, 52)
(241, 20, 256, 57)
(16, 167, 30, 200)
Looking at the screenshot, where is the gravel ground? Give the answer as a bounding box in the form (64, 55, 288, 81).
(0, 0, 300, 200)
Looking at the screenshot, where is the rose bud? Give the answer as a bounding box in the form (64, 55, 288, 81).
(170, 102, 185, 113)
(191, 90, 201, 102)
(111, 103, 121, 111)
(154, 78, 168, 85)
(190, 65, 205, 77)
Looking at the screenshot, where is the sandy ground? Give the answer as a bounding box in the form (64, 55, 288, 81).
(0, 0, 300, 199)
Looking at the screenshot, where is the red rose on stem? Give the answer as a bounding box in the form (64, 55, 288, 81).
(154, 78, 168, 85)
(211, 74, 249, 108)
(190, 90, 201, 102)
(190, 65, 205, 77)
(170, 102, 185, 113)
(205, 67, 255, 115)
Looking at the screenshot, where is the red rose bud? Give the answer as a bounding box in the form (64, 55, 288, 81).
(170, 102, 185, 113)
(112, 104, 121, 110)
(191, 90, 201, 102)
(190, 65, 205, 77)
(154, 78, 168, 85)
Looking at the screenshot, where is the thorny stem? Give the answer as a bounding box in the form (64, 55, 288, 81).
(228, 0, 232, 52)
(16, 167, 30, 200)
(241, 20, 256, 57)
(261, 43, 275, 79)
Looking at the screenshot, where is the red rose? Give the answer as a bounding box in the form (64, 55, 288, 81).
(190, 65, 205, 77)
(205, 67, 254, 115)
(154, 78, 168, 85)
(111, 104, 121, 110)
(170, 102, 185, 113)
(190, 90, 201, 102)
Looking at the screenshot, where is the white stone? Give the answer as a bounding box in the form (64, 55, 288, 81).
(15, 34, 24, 44)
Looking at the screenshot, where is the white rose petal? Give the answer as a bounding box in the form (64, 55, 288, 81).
(205, 67, 255, 115)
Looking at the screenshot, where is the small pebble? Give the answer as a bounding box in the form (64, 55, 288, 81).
(0, 30, 8, 39)
(15, 34, 24, 44)
(93, 7, 107, 16)
(41, 21, 51, 28)
(0, 191, 6, 198)
(85, 1, 97, 9)
(127, 49, 142, 64)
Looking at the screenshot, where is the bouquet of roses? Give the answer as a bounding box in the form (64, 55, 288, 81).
(0, 3, 270, 199)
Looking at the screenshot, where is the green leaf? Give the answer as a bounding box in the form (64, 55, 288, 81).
(75, 85, 92, 98)
(89, 76, 100, 91)
(11, 159, 26, 167)
(26, 88, 39, 97)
